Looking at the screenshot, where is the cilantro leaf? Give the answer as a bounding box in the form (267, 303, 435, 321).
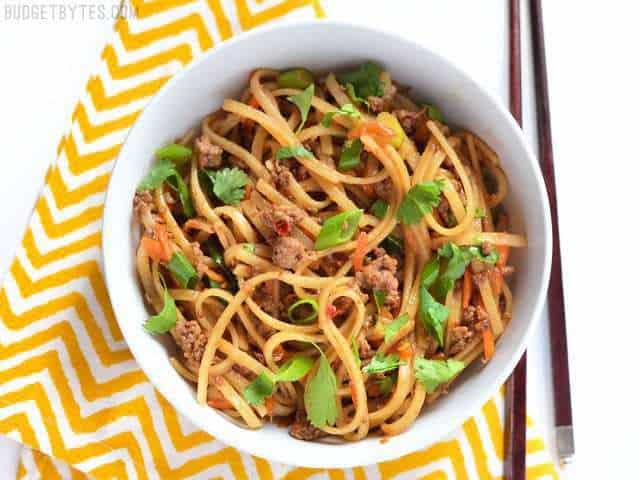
(337, 62, 384, 100)
(371, 199, 389, 219)
(426, 105, 444, 122)
(137, 158, 178, 192)
(322, 103, 361, 127)
(345, 83, 369, 106)
(418, 257, 449, 346)
(378, 374, 395, 396)
(414, 358, 465, 393)
(273, 356, 314, 382)
(304, 351, 338, 428)
(362, 352, 404, 375)
(384, 313, 409, 344)
(287, 84, 315, 133)
(397, 180, 445, 225)
(276, 145, 313, 160)
(243, 372, 275, 406)
(338, 138, 363, 170)
(419, 288, 449, 346)
(203, 167, 249, 206)
(243, 356, 313, 406)
(144, 290, 177, 334)
(433, 242, 497, 300)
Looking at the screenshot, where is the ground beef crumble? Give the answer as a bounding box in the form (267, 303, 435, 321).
(356, 248, 401, 309)
(195, 135, 223, 169)
(175, 319, 207, 370)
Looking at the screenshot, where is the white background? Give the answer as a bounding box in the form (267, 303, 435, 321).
(1, 1, 638, 478)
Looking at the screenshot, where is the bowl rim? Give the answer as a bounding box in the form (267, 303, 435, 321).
(102, 18, 552, 468)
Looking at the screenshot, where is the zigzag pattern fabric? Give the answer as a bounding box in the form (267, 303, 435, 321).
(0, 1, 559, 478)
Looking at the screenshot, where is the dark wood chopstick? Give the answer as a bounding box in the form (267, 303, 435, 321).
(529, 0, 575, 464)
(503, 1, 527, 480)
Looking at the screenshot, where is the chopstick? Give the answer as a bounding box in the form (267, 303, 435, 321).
(503, 1, 527, 480)
(529, 0, 575, 464)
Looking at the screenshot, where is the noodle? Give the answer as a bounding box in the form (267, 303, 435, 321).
(132, 64, 525, 442)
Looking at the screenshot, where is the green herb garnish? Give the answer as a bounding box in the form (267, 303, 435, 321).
(304, 348, 338, 428)
(384, 313, 409, 344)
(414, 358, 464, 393)
(155, 143, 193, 165)
(322, 103, 361, 127)
(167, 251, 197, 288)
(287, 298, 319, 324)
(362, 352, 404, 375)
(314, 209, 363, 250)
(336, 62, 384, 101)
(276, 145, 314, 160)
(371, 199, 389, 219)
(202, 167, 249, 206)
(244, 356, 315, 405)
(143, 290, 177, 334)
(397, 180, 445, 225)
(287, 84, 315, 133)
(338, 138, 363, 170)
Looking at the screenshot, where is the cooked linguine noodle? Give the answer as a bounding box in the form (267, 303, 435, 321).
(132, 63, 526, 441)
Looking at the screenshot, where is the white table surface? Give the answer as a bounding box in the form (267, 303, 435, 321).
(1, 1, 638, 478)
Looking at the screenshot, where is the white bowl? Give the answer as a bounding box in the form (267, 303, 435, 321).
(103, 20, 551, 468)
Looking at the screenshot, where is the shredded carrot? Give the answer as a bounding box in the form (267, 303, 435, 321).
(490, 245, 511, 295)
(265, 396, 275, 416)
(482, 326, 495, 362)
(208, 397, 233, 410)
(352, 232, 368, 272)
(202, 266, 226, 283)
(141, 237, 165, 262)
(396, 340, 415, 361)
(155, 224, 172, 261)
(349, 121, 394, 145)
(462, 268, 472, 309)
(141, 225, 171, 262)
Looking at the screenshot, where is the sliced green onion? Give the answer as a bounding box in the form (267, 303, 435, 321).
(314, 209, 363, 250)
(155, 144, 192, 165)
(427, 105, 444, 122)
(167, 172, 195, 217)
(205, 278, 221, 289)
(168, 251, 197, 288)
(287, 298, 319, 324)
(371, 199, 389, 219)
(338, 138, 362, 170)
(373, 290, 386, 310)
(277, 68, 314, 89)
(381, 234, 403, 257)
(208, 241, 238, 292)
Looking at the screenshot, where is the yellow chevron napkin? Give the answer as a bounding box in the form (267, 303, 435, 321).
(0, 1, 559, 478)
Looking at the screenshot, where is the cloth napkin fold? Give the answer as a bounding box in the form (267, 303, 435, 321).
(0, 1, 559, 478)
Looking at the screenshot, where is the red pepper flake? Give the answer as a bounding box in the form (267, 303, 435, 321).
(325, 304, 338, 319)
(274, 219, 291, 237)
